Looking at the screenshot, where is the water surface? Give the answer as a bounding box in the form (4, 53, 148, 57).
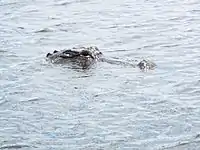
(1, 0, 200, 149)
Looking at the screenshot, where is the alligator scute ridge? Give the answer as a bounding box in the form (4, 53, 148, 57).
(46, 46, 156, 70)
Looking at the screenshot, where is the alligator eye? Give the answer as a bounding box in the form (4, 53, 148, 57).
(53, 50, 58, 53)
(80, 50, 89, 56)
(46, 53, 52, 57)
(80, 50, 94, 59)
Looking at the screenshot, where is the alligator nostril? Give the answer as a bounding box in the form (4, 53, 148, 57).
(137, 61, 146, 69)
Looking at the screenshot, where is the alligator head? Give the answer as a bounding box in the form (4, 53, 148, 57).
(46, 46, 102, 69)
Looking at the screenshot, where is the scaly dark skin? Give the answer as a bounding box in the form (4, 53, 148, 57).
(46, 46, 156, 70)
(79, 50, 94, 59)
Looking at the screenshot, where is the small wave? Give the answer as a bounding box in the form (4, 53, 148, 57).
(0, 50, 7, 53)
(0, 2, 17, 7)
(55, 0, 90, 6)
(19, 97, 44, 103)
(0, 99, 8, 107)
(0, 145, 29, 149)
(57, 1, 71, 6)
(161, 140, 200, 150)
(160, 134, 200, 150)
(17, 27, 25, 30)
(34, 28, 54, 33)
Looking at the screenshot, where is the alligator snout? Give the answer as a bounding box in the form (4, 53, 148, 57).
(137, 60, 156, 70)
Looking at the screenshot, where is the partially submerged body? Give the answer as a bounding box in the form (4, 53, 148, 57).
(46, 46, 156, 70)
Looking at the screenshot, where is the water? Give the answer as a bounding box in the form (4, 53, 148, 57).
(1, 0, 200, 149)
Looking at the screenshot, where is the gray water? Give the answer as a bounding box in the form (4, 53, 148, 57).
(1, 0, 200, 149)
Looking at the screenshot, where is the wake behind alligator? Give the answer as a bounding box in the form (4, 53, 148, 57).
(46, 46, 156, 70)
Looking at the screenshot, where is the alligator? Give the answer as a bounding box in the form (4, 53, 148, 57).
(46, 46, 156, 70)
